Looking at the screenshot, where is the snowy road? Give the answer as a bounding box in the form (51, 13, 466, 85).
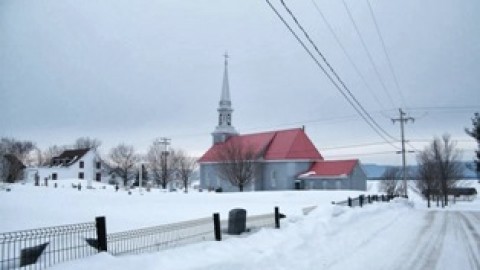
(328, 210, 480, 270)
(52, 201, 480, 270)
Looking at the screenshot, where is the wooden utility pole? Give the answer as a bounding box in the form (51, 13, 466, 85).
(156, 137, 171, 189)
(392, 108, 414, 197)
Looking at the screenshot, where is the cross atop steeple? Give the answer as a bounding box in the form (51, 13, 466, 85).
(212, 51, 238, 144)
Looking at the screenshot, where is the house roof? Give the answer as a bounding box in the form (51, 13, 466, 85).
(51, 148, 90, 167)
(199, 128, 323, 162)
(298, 160, 359, 179)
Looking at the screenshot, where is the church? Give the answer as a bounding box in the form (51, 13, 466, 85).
(198, 56, 367, 192)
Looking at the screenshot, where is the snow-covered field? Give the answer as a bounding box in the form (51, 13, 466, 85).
(1, 180, 479, 270)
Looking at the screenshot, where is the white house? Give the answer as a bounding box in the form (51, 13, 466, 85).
(25, 148, 103, 187)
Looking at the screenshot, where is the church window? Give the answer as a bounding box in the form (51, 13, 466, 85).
(218, 115, 222, 125)
(79, 161, 84, 169)
(308, 181, 314, 189)
(336, 180, 341, 189)
(271, 170, 277, 187)
(79, 172, 84, 179)
(227, 114, 231, 126)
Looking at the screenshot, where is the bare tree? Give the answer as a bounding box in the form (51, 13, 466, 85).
(416, 151, 439, 208)
(108, 144, 139, 186)
(416, 135, 463, 207)
(0, 137, 35, 164)
(379, 167, 404, 196)
(215, 139, 257, 192)
(0, 153, 9, 183)
(147, 142, 179, 189)
(0, 138, 35, 182)
(35, 145, 67, 166)
(176, 150, 197, 193)
(74, 137, 102, 150)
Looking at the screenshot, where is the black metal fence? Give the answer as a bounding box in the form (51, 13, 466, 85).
(0, 222, 98, 270)
(109, 208, 283, 256)
(0, 207, 284, 269)
(333, 194, 407, 208)
(107, 217, 215, 256)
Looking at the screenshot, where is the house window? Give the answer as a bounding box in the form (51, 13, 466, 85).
(79, 161, 84, 169)
(96, 173, 101, 182)
(79, 172, 84, 179)
(96, 162, 101, 169)
(52, 173, 57, 180)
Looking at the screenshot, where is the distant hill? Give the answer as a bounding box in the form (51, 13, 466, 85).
(361, 162, 478, 180)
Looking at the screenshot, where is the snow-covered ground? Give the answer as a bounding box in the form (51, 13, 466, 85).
(1, 180, 479, 270)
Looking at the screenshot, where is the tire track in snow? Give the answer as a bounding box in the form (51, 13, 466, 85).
(457, 212, 480, 269)
(399, 211, 447, 270)
(321, 210, 406, 270)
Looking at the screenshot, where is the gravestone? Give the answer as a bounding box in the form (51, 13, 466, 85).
(228, 208, 247, 235)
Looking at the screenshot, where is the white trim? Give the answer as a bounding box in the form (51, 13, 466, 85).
(298, 174, 348, 180)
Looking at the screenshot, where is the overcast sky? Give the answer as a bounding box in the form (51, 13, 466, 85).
(1, 0, 479, 165)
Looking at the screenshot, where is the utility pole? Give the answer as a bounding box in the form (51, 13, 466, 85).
(392, 108, 414, 197)
(155, 137, 171, 189)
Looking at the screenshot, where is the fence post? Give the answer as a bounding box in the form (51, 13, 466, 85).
(381, 194, 385, 202)
(368, 195, 371, 204)
(359, 195, 363, 207)
(275, 207, 280, 229)
(348, 197, 352, 207)
(213, 213, 222, 241)
(95, 216, 107, 252)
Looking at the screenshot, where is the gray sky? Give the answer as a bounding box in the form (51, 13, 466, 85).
(1, 0, 479, 165)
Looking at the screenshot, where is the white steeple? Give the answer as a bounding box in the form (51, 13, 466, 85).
(220, 53, 231, 106)
(212, 52, 238, 144)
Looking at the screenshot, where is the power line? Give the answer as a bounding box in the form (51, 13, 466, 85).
(404, 106, 480, 112)
(309, 0, 386, 111)
(269, 0, 399, 149)
(341, 0, 396, 108)
(320, 141, 398, 151)
(366, 0, 406, 107)
(323, 151, 397, 159)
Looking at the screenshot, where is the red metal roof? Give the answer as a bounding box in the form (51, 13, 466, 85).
(299, 160, 359, 178)
(199, 128, 323, 162)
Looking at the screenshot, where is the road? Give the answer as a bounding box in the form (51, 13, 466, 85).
(328, 210, 480, 270)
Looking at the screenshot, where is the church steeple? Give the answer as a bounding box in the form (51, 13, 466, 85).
(212, 52, 238, 144)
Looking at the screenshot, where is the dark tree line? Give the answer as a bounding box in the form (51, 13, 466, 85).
(465, 112, 480, 182)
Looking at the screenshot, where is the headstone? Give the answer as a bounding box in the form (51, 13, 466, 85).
(227, 208, 247, 235)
